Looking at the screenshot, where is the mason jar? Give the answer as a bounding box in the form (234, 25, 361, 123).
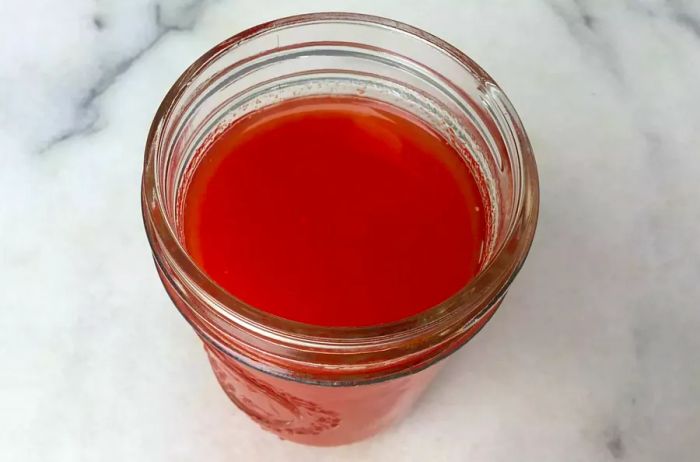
(141, 12, 539, 446)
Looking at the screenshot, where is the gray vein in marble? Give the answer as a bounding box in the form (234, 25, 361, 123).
(573, 0, 595, 30)
(605, 429, 626, 460)
(545, 0, 622, 79)
(673, 13, 700, 37)
(93, 15, 105, 30)
(626, 0, 700, 40)
(667, 0, 700, 39)
(38, 0, 210, 154)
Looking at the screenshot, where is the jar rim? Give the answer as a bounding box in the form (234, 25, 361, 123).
(142, 12, 539, 374)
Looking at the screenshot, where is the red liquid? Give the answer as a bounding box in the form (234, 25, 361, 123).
(184, 96, 486, 327)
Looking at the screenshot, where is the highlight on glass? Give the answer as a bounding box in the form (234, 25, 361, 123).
(142, 13, 539, 446)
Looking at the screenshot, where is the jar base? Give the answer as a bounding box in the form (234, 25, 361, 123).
(205, 344, 441, 446)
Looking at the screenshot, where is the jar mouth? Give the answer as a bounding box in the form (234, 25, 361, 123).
(142, 13, 538, 362)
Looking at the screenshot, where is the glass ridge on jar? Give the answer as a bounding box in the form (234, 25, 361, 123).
(142, 12, 539, 446)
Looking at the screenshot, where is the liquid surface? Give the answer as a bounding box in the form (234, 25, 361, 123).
(184, 96, 486, 326)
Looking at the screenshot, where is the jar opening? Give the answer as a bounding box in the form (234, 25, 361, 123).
(142, 13, 538, 382)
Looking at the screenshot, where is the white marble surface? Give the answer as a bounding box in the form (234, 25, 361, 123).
(1, 1, 699, 460)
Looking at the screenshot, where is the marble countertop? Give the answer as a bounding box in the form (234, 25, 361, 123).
(2, 1, 699, 461)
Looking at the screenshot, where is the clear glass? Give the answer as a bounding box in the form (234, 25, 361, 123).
(142, 13, 538, 446)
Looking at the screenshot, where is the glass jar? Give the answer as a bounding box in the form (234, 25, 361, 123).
(142, 13, 538, 446)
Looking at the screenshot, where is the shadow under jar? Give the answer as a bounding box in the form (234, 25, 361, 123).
(142, 13, 539, 446)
